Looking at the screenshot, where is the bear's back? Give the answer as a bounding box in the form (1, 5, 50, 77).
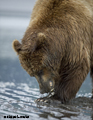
(29, 0, 93, 28)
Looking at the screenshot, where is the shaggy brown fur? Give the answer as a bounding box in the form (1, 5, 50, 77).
(13, 0, 93, 103)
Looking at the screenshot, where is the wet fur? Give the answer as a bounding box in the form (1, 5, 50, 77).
(13, 0, 93, 103)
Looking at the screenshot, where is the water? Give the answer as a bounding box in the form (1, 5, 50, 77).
(0, 3, 93, 120)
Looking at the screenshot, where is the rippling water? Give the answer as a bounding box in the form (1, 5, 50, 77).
(0, 5, 93, 120)
(0, 77, 93, 120)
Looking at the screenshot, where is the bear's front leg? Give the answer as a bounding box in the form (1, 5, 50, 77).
(55, 62, 89, 103)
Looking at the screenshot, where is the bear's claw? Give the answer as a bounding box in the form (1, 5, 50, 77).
(35, 88, 55, 103)
(35, 98, 50, 103)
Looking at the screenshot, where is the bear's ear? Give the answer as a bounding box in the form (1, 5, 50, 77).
(12, 39, 22, 54)
(36, 33, 47, 49)
(21, 33, 46, 54)
(12, 33, 47, 55)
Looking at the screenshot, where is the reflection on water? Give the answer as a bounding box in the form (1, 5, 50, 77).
(0, 8, 93, 120)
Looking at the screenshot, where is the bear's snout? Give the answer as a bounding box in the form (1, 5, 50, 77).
(35, 69, 55, 94)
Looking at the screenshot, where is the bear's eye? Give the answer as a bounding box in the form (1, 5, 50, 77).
(35, 46, 41, 51)
(37, 70, 43, 76)
(35, 45, 43, 51)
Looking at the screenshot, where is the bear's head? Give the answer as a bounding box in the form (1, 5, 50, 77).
(12, 33, 59, 94)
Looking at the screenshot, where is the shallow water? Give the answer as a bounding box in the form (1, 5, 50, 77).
(0, 4, 93, 120)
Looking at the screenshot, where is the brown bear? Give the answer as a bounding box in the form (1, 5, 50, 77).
(12, 0, 93, 103)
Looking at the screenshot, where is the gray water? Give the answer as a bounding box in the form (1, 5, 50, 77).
(0, 1, 93, 120)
